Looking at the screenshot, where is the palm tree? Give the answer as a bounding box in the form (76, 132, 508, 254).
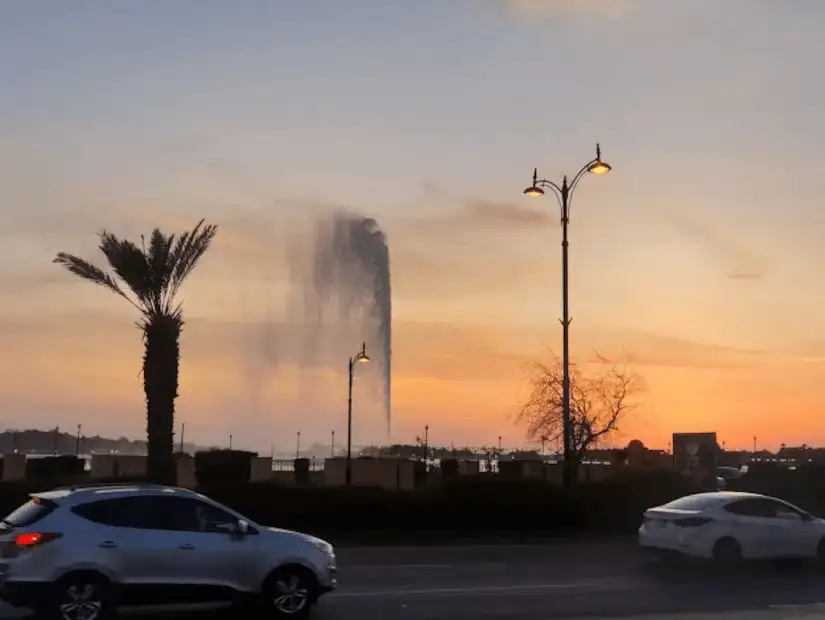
(54, 220, 218, 484)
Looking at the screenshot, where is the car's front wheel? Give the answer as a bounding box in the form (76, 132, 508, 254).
(256, 565, 318, 618)
(41, 571, 117, 620)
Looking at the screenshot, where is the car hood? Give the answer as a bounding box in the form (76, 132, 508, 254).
(266, 526, 310, 538)
(265, 526, 326, 545)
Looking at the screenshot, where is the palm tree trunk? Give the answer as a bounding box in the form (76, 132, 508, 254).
(143, 316, 181, 485)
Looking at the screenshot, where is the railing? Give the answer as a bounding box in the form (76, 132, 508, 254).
(272, 458, 325, 472)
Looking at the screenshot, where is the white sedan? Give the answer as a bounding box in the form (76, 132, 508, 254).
(639, 491, 825, 562)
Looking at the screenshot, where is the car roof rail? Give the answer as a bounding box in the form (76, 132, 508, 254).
(50, 481, 170, 492)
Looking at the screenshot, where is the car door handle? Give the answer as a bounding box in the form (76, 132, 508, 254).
(178, 543, 195, 550)
(98, 541, 117, 548)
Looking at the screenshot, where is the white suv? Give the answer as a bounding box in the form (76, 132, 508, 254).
(0, 483, 337, 619)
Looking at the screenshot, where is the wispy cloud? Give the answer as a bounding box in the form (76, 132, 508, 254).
(662, 212, 770, 281)
(499, 0, 638, 20)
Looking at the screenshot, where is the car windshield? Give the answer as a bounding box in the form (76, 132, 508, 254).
(661, 495, 730, 511)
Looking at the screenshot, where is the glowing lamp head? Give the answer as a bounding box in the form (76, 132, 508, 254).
(524, 167, 544, 196)
(588, 160, 611, 175)
(588, 143, 611, 175)
(358, 354, 370, 364)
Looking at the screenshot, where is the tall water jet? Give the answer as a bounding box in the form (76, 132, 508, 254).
(285, 213, 392, 438)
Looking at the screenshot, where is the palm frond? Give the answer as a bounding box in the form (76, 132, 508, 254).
(53, 252, 140, 309)
(146, 228, 176, 315)
(167, 219, 218, 300)
(98, 231, 153, 309)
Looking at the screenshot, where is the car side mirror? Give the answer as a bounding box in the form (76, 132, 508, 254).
(232, 519, 249, 537)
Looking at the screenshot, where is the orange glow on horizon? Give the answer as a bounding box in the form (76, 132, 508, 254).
(5, 310, 825, 451)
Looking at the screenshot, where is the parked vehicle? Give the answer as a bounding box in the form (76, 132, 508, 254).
(0, 483, 336, 619)
(639, 491, 825, 563)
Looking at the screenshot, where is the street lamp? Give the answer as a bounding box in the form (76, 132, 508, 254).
(523, 143, 612, 489)
(346, 341, 370, 486)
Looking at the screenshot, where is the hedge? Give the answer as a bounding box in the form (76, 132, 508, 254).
(0, 469, 819, 543)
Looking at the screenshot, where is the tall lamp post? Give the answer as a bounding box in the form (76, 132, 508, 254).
(523, 143, 612, 489)
(346, 342, 371, 486)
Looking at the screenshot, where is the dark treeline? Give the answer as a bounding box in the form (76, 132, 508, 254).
(0, 429, 203, 456)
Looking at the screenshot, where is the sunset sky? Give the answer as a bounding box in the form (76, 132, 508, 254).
(2, 0, 825, 453)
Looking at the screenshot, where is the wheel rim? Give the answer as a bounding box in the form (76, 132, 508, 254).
(59, 583, 103, 620)
(272, 573, 310, 615)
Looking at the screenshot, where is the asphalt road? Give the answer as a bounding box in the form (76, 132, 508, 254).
(316, 540, 825, 619)
(6, 540, 825, 619)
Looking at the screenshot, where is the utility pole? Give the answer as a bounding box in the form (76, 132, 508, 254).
(75, 424, 82, 456)
(296, 431, 301, 459)
(229, 434, 233, 450)
(53, 426, 59, 455)
(179, 423, 185, 454)
(331, 430, 335, 457)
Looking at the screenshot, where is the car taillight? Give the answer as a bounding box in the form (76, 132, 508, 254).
(14, 532, 62, 548)
(674, 517, 713, 528)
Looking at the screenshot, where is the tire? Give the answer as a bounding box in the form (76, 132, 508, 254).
(256, 565, 318, 618)
(41, 572, 117, 620)
(712, 537, 742, 566)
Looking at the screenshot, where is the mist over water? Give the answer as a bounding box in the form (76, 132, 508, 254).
(257, 213, 392, 444)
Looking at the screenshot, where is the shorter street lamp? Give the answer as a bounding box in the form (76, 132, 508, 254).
(346, 342, 370, 486)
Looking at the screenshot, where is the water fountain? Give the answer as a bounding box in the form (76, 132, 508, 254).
(279, 213, 392, 439)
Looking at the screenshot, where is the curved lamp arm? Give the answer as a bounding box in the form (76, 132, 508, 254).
(526, 144, 611, 218)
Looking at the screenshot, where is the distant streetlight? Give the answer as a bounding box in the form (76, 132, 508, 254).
(346, 342, 370, 486)
(522, 143, 612, 489)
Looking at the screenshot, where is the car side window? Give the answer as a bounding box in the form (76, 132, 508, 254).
(773, 501, 806, 519)
(150, 496, 238, 533)
(724, 499, 782, 518)
(73, 494, 248, 533)
(72, 496, 159, 529)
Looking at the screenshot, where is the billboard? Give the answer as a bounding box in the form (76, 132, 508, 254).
(672, 432, 718, 484)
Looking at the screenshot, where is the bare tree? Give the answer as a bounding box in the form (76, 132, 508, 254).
(515, 354, 644, 472)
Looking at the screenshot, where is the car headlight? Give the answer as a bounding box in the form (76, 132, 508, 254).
(310, 538, 334, 555)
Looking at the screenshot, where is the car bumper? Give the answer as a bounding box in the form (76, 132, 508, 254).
(0, 580, 46, 609)
(317, 557, 337, 595)
(638, 527, 707, 558)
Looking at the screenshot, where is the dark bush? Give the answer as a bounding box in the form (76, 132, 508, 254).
(194, 450, 256, 486)
(24, 456, 88, 490)
(11, 464, 825, 544)
(735, 469, 825, 516)
(440, 459, 459, 479)
(575, 470, 698, 532)
(497, 460, 524, 478)
(293, 458, 310, 485)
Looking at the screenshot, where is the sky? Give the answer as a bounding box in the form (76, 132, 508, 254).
(2, 0, 825, 453)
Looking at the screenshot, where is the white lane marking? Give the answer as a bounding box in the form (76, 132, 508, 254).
(346, 564, 455, 570)
(769, 603, 825, 610)
(333, 582, 593, 598)
(345, 561, 509, 570)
